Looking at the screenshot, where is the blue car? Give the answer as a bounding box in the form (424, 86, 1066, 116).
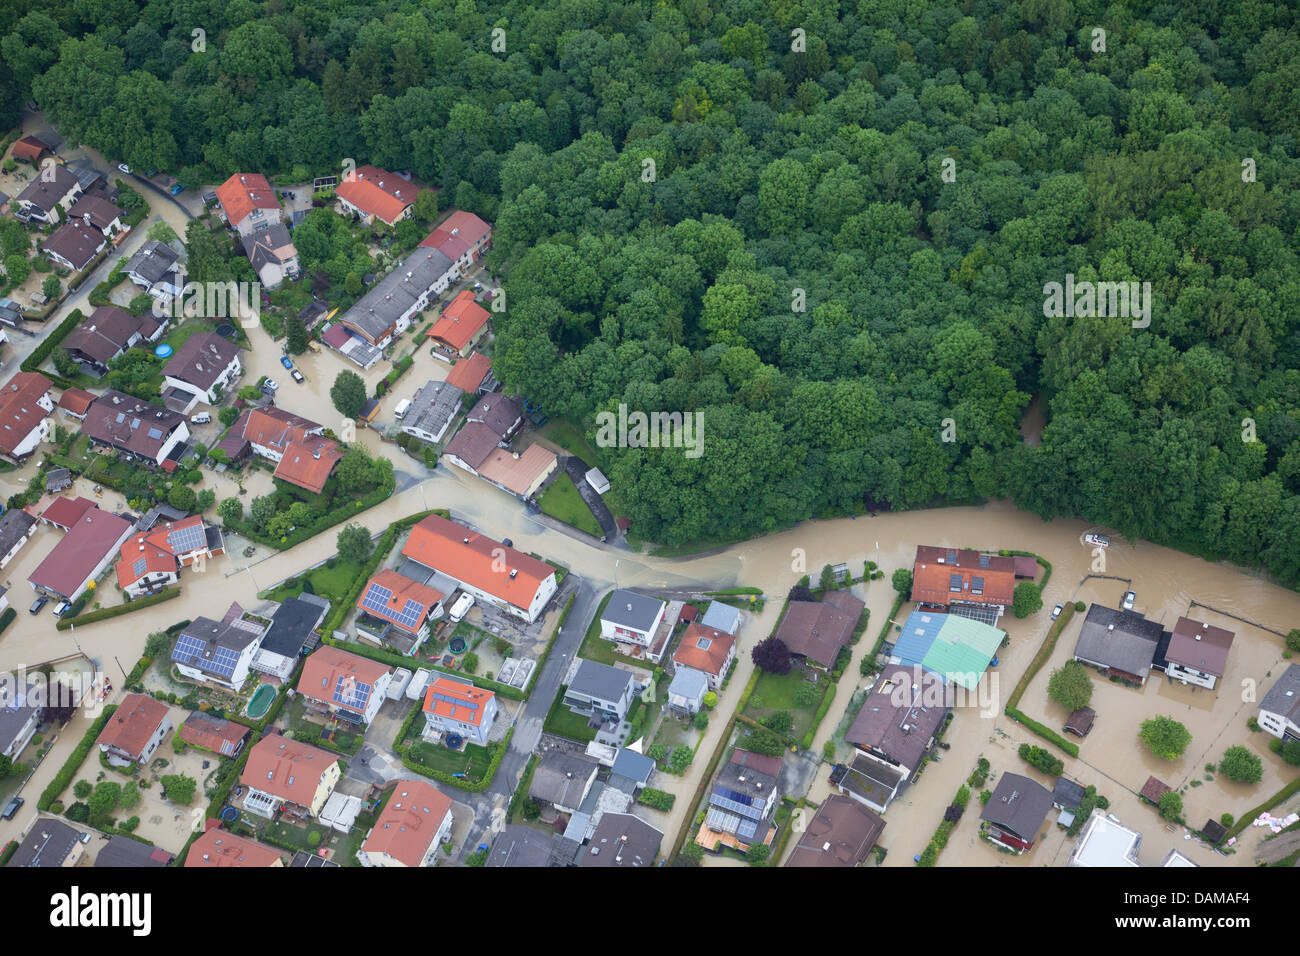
(280, 356, 293, 369)
(170, 184, 185, 195)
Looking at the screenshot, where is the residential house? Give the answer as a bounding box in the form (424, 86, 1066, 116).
(0, 371, 53, 463)
(1163, 617, 1234, 690)
(251, 594, 329, 680)
(600, 589, 667, 654)
(773, 589, 863, 670)
(63, 307, 163, 375)
(910, 546, 1017, 623)
(320, 321, 383, 371)
(215, 173, 283, 237)
(185, 828, 283, 868)
(0, 508, 37, 570)
(239, 406, 324, 463)
(354, 568, 445, 655)
(979, 773, 1054, 854)
(81, 390, 189, 466)
(473, 443, 558, 501)
(699, 601, 742, 635)
(426, 289, 491, 358)
(161, 332, 242, 410)
(421, 675, 498, 746)
(37, 494, 96, 531)
(177, 711, 250, 757)
(464, 391, 523, 440)
(41, 220, 106, 271)
(124, 240, 183, 303)
(0, 682, 40, 763)
(335, 165, 416, 226)
(28, 505, 135, 601)
(297, 647, 392, 726)
(486, 825, 582, 868)
(667, 667, 709, 716)
(241, 223, 299, 289)
(608, 748, 655, 796)
(420, 209, 492, 273)
(273, 437, 343, 495)
(672, 622, 737, 692)
(700, 749, 782, 852)
(400, 379, 463, 444)
(443, 351, 495, 395)
(1258, 664, 1300, 742)
(240, 736, 341, 820)
(45, 467, 72, 493)
(96, 693, 171, 766)
(115, 515, 225, 597)
(578, 812, 662, 868)
(358, 781, 454, 867)
(530, 752, 600, 815)
(338, 246, 454, 348)
(10, 136, 53, 164)
(56, 387, 95, 420)
(891, 609, 1004, 691)
(564, 659, 637, 725)
(400, 514, 558, 623)
(95, 836, 174, 868)
(1072, 604, 1164, 686)
(836, 666, 949, 812)
(13, 166, 83, 223)
(65, 195, 124, 237)
(784, 794, 885, 868)
(170, 608, 268, 689)
(1067, 809, 1143, 867)
(5, 819, 86, 868)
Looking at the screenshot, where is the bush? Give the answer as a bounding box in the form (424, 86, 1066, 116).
(980, 789, 992, 805)
(1220, 813, 1235, 827)
(1018, 743, 1064, 776)
(891, 568, 913, 594)
(794, 683, 819, 708)
(307, 830, 323, 847)
(1157, 790, 1183, 821)
(1047, 660, 1093, 712)
(763, 711, 794, 736)
(120, 816, 140, 833)
(1287, 629, 1300, 653)
(1012, 581, 1043, 618)
(693, 710, 709, 730)
(746, 843, 770, 866)
(1074, 601, 1086, 612)
(637, 788, 676, 811)
(160, 774, 197, 805)
(1218, 745, 1263, 784)
(702, 691, 717, 709)
(74, 780, 93, 799)
(669, 745, 693, 773)
(65, 803, 90, 822)
(1139, 716, 1192, 761)
(823, 740, 837, 761)
(648, 744, 668, 763)
(751, 636, 793, 674)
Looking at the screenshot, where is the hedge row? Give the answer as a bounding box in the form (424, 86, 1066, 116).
(800, 681, 838, 750)
(638, 787, 676, 811)
(224, 475, 397, 551)
(21, 307, 83, 376)
(1005, 602, 1077, 710)
(1006, 707, 1080, 758)
(56, 587, 181, 630)
(0, 607, 15, 636)
(507, 753, 539, 823)
(870, 593, 907, 660)
(1222, 776, 1300, 843)
(916, 781, 971, 867)
(123, 656, 151, 687)
(39, 705, 118, 811)
(396, 727, 513, 793)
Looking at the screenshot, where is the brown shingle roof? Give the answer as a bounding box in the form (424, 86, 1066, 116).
(846, 667, 948, 770)
(80, 390, 185, 460)
(0, 371, 51, 456)
(1166, 617, 1234, 677)
(1140, 776, 1171, 804)
(784, 794, 884, 867)
(97, 693, 169, 760)
(162, 332, 240, 391)
(774, 598, 858, 668)
(41, 220, 105, 270)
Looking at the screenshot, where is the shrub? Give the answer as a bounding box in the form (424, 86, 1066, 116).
(1219, 745, 1263, 784)
(648, 743, 668, 763)
(1139, 716, 1192, 761)
(746, 843, 770, 866)
(794, 683, 819, 708)
(637, 788, 676, 811)
(980, 789, 992, 805)
(307, 830, 323, 847)
(693, 710, 709, 730)
(74, 780, 93, 799)
(1012, 581, 1043, 618)
(763, 711, 794, 736)
(1220, 813, 1235, 827)
(751, 636, 793, 674)
(160, 774, 197, 805)
(1157, 790, 1183, 821)
(891, 568, 912, 594)
(1018, 743, 1064, 776)
(65, 803, 90, 822)
(823, 740, 836, 761)
(1047, 660, 1093, 712)
(120, 816, 140, 833)
(669, 745, 693, 773)
(1287, 629, 1300, 653)
(702, 691, 717, 709)
(954, 785, 971, 808)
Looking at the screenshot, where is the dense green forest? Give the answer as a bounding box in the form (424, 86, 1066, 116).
(5, 1, 1300, 580)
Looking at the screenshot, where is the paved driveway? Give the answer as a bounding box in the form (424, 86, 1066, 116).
(561, 455, 619, 541)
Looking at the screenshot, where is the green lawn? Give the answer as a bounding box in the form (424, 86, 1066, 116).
(539, 419, 602, 464)
(539, 472, 602, 537)
(575, 592, 619, 666)
(742, 669, 822, 741)
(543, 685, 597, 743)
(163, 319, 222, 352)
(231, 818, 331, 853)
(283, 697, 364, 756)
(261, 559, 365, 604)
(407, 739, 495, 781)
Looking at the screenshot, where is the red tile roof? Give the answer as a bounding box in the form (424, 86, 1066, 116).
(178, 712, 249, 757)
(427, 290, 490, 352)
(356, 569, 444, 635)
(0, 371, 51, 456)
(243, 407, 322, 454)
(423, 676, 495, 727)
(401, 514, 554, 613)
(420, 210, 491, 256)
(360, 781, 453, 866)
(40, 495, 96, 529)
(57, 387, 95, 416)
(29, 506, 134, 597)
(11, 136, 51, 162)
(272, 437, 343, 494)
(444, 351, 492, 393)
(97, 693, 170, 760)
(335, 165, 416, 225)
(672, 623, 735, 679)
(115, 532, 176, 588)
(185, 829, 282, 868)
(215, 173, 280, 227)
(241, 735, 339, 807)
(298, 646, 391, 715)
(911, 546, 1016, 607)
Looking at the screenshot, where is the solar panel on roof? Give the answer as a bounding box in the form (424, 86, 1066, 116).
(132, 557, 147, 578)
(147, 427, 163, 440)
(949, 573, 962, 592)
(333, 676, 371, 710)
(171, 633, 206, 664)
(166, 522, 206, 554)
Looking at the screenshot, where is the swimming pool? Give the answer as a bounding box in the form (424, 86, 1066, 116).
(246, 684, 276, 719)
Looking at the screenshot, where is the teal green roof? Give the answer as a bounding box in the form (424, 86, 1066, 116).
(921, 616, 1004, 690)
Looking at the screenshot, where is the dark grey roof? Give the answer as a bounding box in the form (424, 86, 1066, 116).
(1072, 605, 1163, 679)
(162, 332, 240, 391)
(340, 246, 453, 342)
(241, 223, 296, 270)
(125, 240, 180, 284)
(1052, 778, 1088, 811)
(260, 596, 329, 657)
(290, 850, 340, 866)
(16, 166, 79, 213)
(1259, 663, 1300, 725)
(980, 773, 1054, 841)
(466, 391, 522, 438)
(610, 748, 655, 786)
(403, 380, 463, 437)
(174, 616, 263, 674)
(530, 752, 599, 808)
(0, 682, 39, 754)
(716, 753, 778, 801)
(578, 813, 662, 868)
(95, 835, 173, 867)
(135, 502, 188, 532)
(6, 819, 82, 867)
(44, 467, 71, 492)
(0, 508, 36, 557)
(603, 589, 665, 633)
(486, 825, 576, 868)
(569, 659, 633, 703)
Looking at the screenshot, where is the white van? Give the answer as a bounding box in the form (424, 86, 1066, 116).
(394, 398, 412, 420)
(449, 592, 474, 622)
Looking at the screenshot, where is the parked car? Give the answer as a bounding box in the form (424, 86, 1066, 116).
(449, 592, 475, 623)
(280, 355, 294, 369)
(290, 368, 304, 384)
(29, 595, 48, 615)
(190, 412, 212, 424)
(170, 184, 185, 195)
(118, 163, 131, 174)
(1, 796, 23, 820)
(1123, 590, 1136, 611)
(54, 601, 71, 617)
(1083, 533, 1110, 548)
(261, 378, 279, 394)
(1051, 604, 1064, 620)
